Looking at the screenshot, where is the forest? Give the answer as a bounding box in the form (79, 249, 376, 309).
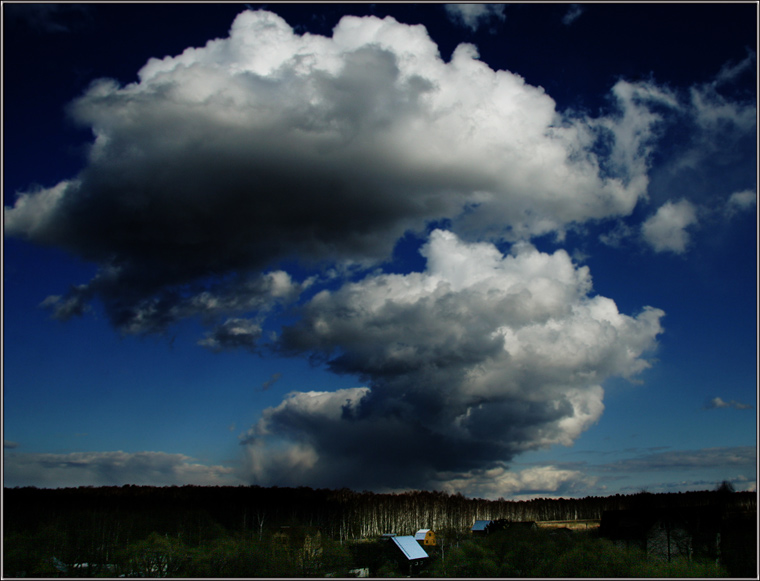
(3, 484, 756, 577)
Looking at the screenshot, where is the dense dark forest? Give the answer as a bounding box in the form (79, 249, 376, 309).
(4, 485, 756, 577)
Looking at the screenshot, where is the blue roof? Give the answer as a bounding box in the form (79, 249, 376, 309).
(472, 520, 493, 531)
(391, 536, 429, 560)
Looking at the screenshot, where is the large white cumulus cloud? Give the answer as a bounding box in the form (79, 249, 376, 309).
(243, 231, 664, 492)
(4, 9, 657, 334)
(9, 9, 721, 495)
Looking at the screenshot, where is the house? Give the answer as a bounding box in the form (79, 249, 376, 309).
(415, 528, 436, 546)
(386, 535, 429, 575)
(471, 520, 493, 535)
(508, 521, 538, 531)
(486, 519, 537, 534)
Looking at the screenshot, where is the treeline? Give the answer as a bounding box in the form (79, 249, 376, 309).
(5, 485, 756, 539)
(3, 485, 756, 576)
(4, 484, 755, 542)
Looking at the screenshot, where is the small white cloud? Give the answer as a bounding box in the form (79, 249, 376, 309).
(708, 396, 730, 408)
(198, 318, 263, 352)
(562, 4, 585, 26)
(4, 440, 19, 449)
(435, 464, 597, 500)
(39, 288, 92, 320)
(445, 4, 506, 32)
(725, 189, 756, 217)
(641, 199, 698, 254)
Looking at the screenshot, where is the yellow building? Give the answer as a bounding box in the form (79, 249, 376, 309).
(414, 528, 436, 546)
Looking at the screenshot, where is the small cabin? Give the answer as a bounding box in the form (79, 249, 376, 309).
(471, 520, 493, 535)
(386, 535, 429, 575)
(415, 528, 436, 546)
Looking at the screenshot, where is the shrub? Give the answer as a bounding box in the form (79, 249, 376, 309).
(431, 540, 499, 577)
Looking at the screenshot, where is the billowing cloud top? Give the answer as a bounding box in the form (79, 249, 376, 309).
(5, 9, 664, 335)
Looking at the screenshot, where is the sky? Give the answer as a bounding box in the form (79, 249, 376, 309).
(3, 3, 757, 500)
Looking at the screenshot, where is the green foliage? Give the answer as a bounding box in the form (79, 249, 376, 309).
(634, 557, 728, 578)
(375, 560, 403, 577)
(431, 540, 499, 577)
(348, 539, 388, 574)
(489, 528, 555, 576)
(187, 537, 250, 577)
(2, 521, 74, 578)
(179, 533, 354, 577)
(117, 531, 190, 577)
(319, 537, 355, 576)
(427, 529, 729, 578)
(534, 535, 643, 577)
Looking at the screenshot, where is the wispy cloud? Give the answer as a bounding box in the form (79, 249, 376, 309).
(3, 450, 242, 488)
(445, 4, 506, 32)
(601, 446, 756, 472)
(4, 3, 93, 34)
(712, 50, 757, 89)
(705, 396, 753, 410)
(599, 220, 635, 249)
(562, 4, 585, 26)
(260, 372, 283, 391)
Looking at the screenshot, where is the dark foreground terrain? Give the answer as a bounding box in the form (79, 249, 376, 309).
(4, 485, 756, 577)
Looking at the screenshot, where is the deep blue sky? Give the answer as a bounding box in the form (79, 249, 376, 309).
(3, 3, 757, 498)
